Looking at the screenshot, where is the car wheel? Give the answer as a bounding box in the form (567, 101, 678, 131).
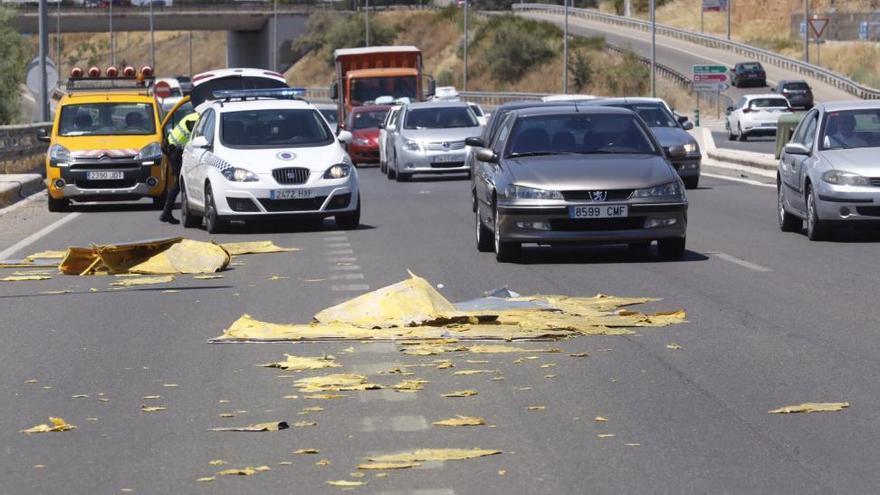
(806, 184, 830, 241)
(335, 198, 361, 230)
(738, 124, 748, 142)
(728, 122, 736, 141)
(48, 195, 69, 212)
(777, 183, 800, 232)
(683, 177, 699, 189)
(658, 237, 686, 260)
(493, 207, 520, 262)
(475, 206, 493, 252)
(387, 153, 397, 179)
(380, 158, 386, 174)
(204, 184, 227, 234)
(180, 181, 201, 229)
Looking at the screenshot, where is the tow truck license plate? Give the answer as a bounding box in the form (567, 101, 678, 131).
(569, 205, 628, 219)
(86, 171, 124, 180)
(270, 189, 314, 200)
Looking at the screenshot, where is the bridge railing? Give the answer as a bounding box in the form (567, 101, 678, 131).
(514, 3, 880, 100)
(0, 123, 51, 173)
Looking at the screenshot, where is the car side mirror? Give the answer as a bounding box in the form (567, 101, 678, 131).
(676, 114, 688, 124)
(378, 122, 385, 129)
(726, 106, 734, 113)
(427, 79, 436, 98)
(191, 135, 210, 149)
(337, 130, 353, 144)
(475, 148, 498, 163)
(665, 145, 687, 160)
(37, 128, 51, 143)
(465, 137, 485, 147)
(329, 81, 338, 101)
(681, 121, 694, 131)
(770, 87, 776, 92)
(783, 142, 811, 156)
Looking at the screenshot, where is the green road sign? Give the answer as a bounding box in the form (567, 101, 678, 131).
(693, 65, 728, 74)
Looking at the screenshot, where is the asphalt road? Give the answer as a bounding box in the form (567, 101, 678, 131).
(3, 166, 880, 493)
(711, 130, 777, 154)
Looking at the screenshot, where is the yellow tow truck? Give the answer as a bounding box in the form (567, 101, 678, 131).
(42, 66, 172, 212)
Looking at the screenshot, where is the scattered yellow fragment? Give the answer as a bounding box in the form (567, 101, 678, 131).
(392, 379, 429, 392)
(432, 416, 485, 427)
(304, 394, 346, 400)
(569, 352, 589, 357)
(25, 250, 67, 260)
(443, 390, 478, 398)
(468, 345, 560, 354)
(453, 370, 498, 376)
(216, 466, 270, 476)
(769, 402, 850, 414)
(21, 417, 75, 434)
(142, 395, 161, 400)
(196, 477, 214, 483)
(293, 420, 317, 427)
(193, 274, 224, 280)
(162, 384, 178, 388)
(259, 354, 340, 372)
(301, 406, 324, 413)
(597, 434, 616, 438)
(625, 443, 641, 447)
(71, 394, 89, 399)
(315, 459, 331, 466)
(326, 480, 365, 488)
(295, 374, 382, 392)
(666, 343, 682, 350)
(208, 460, 227, 466)
(294, 448, 320, 455)
(364, 448, 501, 465)
(1, 275, 52, 282)
(594, 416, 608, 423)
(210, 421, 289, 432)
(220, 241, 298, 256)
(527, 406, 546, 411)
(141, 405, 166, 413)
(109, 275, 175, 287)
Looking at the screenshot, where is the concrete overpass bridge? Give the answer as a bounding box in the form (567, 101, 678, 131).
(14, 4, 327, 70)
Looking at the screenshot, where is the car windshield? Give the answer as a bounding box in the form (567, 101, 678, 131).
(351, 110, 389, 130)
(507, 113, 658, 157)
(404, 107, 478, 129)
(821, 109, 880, 150)
(58, 103, 156, 136)
(611, 103, 678, 128)
(468, 104, 484, 117)
(749, 98, 789, 109)
(742, 63, 762, 71)
(783, 82, 810, 91)
(220, 109, 333, 148)
(319, 108, 338, 125)
(350, 76, 417, 106)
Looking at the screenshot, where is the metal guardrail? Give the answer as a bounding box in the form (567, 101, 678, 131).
(514, 3, 880, 100)
(0, 123, 51, 163)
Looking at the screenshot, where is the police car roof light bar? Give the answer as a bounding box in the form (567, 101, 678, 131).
(211, 88, 306, 101)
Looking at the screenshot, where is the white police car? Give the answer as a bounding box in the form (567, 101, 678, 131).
(179, 89, 359, 232)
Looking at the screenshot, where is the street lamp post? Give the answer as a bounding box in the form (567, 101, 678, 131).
(55, 0, 61, 75)
(39, 0, 49, 122)
(562, 0, 568, 94)
(803, 0, 810, 63)
(149, 0, 155, 70)
(463, 0, 468, 91)
(273, 0, 278, 72)
(726, 0, 731, 40)
(650, 0, 656, 97)
(109, 0, 114, 66)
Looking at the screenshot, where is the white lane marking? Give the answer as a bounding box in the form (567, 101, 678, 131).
(329, 273, 365, 280)
(361, 415, 429, 432)
(379, 490, 456, 495)
(708, 251, 773, 272)
(325, 242, 351, 248)
(328, 256, 357, 263)
(0, 190, 46, 217)
(330, 264, 361, 271)
(331, 284, 371, 292)
(0, 212, 81, 261)
(326, 249, 354, 255)
(702, 172, 775, 188)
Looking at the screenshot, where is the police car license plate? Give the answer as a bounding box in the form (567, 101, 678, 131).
(569, 205, 628, 219)
(434, 153, 464, 163)
(86, 171, 124, 180)
(270, 189, 314, 200)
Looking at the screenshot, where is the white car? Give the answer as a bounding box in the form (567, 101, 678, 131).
(541, 94, 598, 102)
(179, 89, 359, 233)
(467, 102, 489, 127)
(378, 104, 401, 174)
(727, 94, 792, 141)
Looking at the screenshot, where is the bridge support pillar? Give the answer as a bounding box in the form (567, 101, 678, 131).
(226, 15, 309, 71)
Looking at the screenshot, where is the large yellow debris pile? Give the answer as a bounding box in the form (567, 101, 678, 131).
(58, 237, 230, 275)
(212, 272, 687, 342)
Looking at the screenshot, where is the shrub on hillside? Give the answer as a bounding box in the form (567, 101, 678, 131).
(290, 12, 399, 66)
(0, 8, 26, 124)
(475, 15, 559, 82)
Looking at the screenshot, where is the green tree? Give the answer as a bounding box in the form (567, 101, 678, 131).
(478, 16, 558, 82)
(569, 51, 593, 92)
(0, 7, 27, 124)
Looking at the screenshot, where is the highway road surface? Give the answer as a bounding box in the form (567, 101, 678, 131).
(2, 167, 880, 494)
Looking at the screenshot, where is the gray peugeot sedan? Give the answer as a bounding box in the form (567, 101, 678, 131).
(473, 106, 688, 262)
(778, 101, 880, 240)
(386, 101, 483, 181)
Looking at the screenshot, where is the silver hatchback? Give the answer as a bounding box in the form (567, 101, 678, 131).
(473, 106, 688, 262)
(778, 101, 880, 240)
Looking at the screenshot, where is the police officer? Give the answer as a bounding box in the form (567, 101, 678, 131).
(160, 113, 199, 224)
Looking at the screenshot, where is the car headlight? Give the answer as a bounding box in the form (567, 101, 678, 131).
(683, 142, 699, 154)
(353, 136, 371, 146)
(324, 163, 351, 179)
(135, 142, 163, 161)
(503, 185, 564, 201)
(222, 167, 259, 182)
(48, 144, 70, 165)
(822, 170, 872, 187)
(403, 138, 421, 152)
(632, 181, 685, 200)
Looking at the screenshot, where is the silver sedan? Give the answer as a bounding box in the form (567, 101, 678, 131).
(386, 101, 483, 181)
(473, 106, 688, 262)
(778, 101, 880, 240)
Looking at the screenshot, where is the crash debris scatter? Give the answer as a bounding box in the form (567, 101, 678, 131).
(432, 416, 486, 427)
(769, 402, 850, 414)
(21, 417, 75, 434)
(110, 275, 175, 287)
(209, 421, 289, 432)
(258, 354, 340, 371)
(213, 273, 686, 342)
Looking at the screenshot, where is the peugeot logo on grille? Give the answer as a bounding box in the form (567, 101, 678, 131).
(590, 191, 608, 202)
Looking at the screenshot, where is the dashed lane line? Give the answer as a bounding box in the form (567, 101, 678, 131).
(0, 190, 46, 217)
(707, 251, 773, 272)
(0, 211, 81, 261)
(331, 284, 372, 292)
